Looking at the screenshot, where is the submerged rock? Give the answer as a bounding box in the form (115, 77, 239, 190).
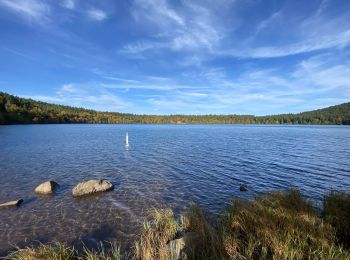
(0, 199, 23, 208)
(35, 180, 59, 194)
(168, 232, 197, 260)
(72, 179, 114, 197)
(240, 184, 248, 192)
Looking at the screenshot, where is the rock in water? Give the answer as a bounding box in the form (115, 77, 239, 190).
(0, 199, 23, 208)
(239, 184, 248, 192)
(35, 180, 59, 194)
(72, 179, 114, 197)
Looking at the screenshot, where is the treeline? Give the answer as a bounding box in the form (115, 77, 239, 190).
(1, 92, 350, 125)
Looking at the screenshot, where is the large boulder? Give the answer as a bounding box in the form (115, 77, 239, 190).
(72, 179, 114, 197)
(168, 232, 197, 260)
(0, 199, 23, 208)
(35, 180, 59, 194)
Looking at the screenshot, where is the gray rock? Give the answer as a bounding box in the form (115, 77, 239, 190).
(0, 199, 23, 208)
(35, 180, 59, 194)
(168, 232, 197, 260)
(72, 179, 114, 197)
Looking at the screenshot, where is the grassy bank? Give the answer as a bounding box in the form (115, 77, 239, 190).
(6, 190, 350, 259)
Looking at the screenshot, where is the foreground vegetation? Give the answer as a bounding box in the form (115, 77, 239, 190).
(7, 241, 123, 260)
(1, 92, 350, 125)
(6, 190, 350, 259)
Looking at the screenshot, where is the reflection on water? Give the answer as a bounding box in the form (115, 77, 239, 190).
(0, 124, 349, 255)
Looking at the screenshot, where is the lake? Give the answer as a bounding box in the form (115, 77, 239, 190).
(0, 124, 349, 255)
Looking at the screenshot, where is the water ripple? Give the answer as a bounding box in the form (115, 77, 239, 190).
(0, 124, 349, 255)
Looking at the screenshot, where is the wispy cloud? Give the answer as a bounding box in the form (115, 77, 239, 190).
(57, 83, 84, 94)
(121, 0, 350, 60)
(2, 0, 350, 115)
(0, 46, 37, 60)
(121, 41, 165, 54)
(291, 53, 350, 94)
(61, 0, 75, 10)
(122, 0, 226, 55)
(100, 82, 196, 91)
(222, 0, 350, 58)
(30, 83, 132, 112)
(255, 11, 282, 34)
(48, 51, 350, 115)
(132, 0, 184, 26)
(87, 8, 108, 21)
(24, 51, 350, 115)
(91, 68, 141, 84)
(0, 0, 51, 24)
(140, 52, 350, 115)
(103, 77, 140, 84)
(222, 29, 350, 59)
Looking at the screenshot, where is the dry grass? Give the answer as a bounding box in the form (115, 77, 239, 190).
(6, 242, 77, 260)
(220, 189, 350, 259)
(324, 192, 350, 248)
(80, 241, 122, 260)
(180, 204, 226, 259)
(134, 208, 177, 260)
(6, 241, 122, 260)
(134, 205, 225, 260)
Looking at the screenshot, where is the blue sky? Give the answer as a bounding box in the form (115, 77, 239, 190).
(0, 0, 350, 115)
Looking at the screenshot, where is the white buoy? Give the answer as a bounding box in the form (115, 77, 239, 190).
(125, 132, 129, 147)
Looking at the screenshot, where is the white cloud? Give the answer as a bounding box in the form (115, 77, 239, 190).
(1, 46, 37, 60)
(61, 0, 75, 10)
(146, 76, 170, 81)
(143, 51, 350, 115)
(121, 0, 350, 60)
(180, 55, 204, 67)
(292, 54, 350, 93)
(132, 0, 184, 26)
(124, 0, 225, 54)
(121, 41, 165, 54)
(58, 83, 83, 94)
(22, 51, 350, 115)
(103, 76, 140, 84)
(90, 68, 142, 84)
(87, 8, 108, 21)
(100, 82, 194, 91)
(224, 1, 350, 59)
(222, 29, 350, 58)
(0, 0, 50, 24)
(255, 11, 281, 33)
(30, 83, 132, 112)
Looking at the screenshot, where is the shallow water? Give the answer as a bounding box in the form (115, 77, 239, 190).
(0, 124, 349, 255)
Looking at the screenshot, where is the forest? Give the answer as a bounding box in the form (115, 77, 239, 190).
(1, 92, 350, 125)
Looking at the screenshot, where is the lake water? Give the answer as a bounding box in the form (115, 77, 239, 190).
(0, 124, 349, 255)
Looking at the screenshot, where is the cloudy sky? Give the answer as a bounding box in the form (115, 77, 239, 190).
(0, 0, 349, 115)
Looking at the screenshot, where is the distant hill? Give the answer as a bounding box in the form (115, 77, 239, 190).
(0, 92, 349, 125)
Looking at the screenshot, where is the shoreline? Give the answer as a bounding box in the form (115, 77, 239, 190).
(1, 92, 350, 125)
(3, 189, 350, 259)
(2, 123, 350, 126)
